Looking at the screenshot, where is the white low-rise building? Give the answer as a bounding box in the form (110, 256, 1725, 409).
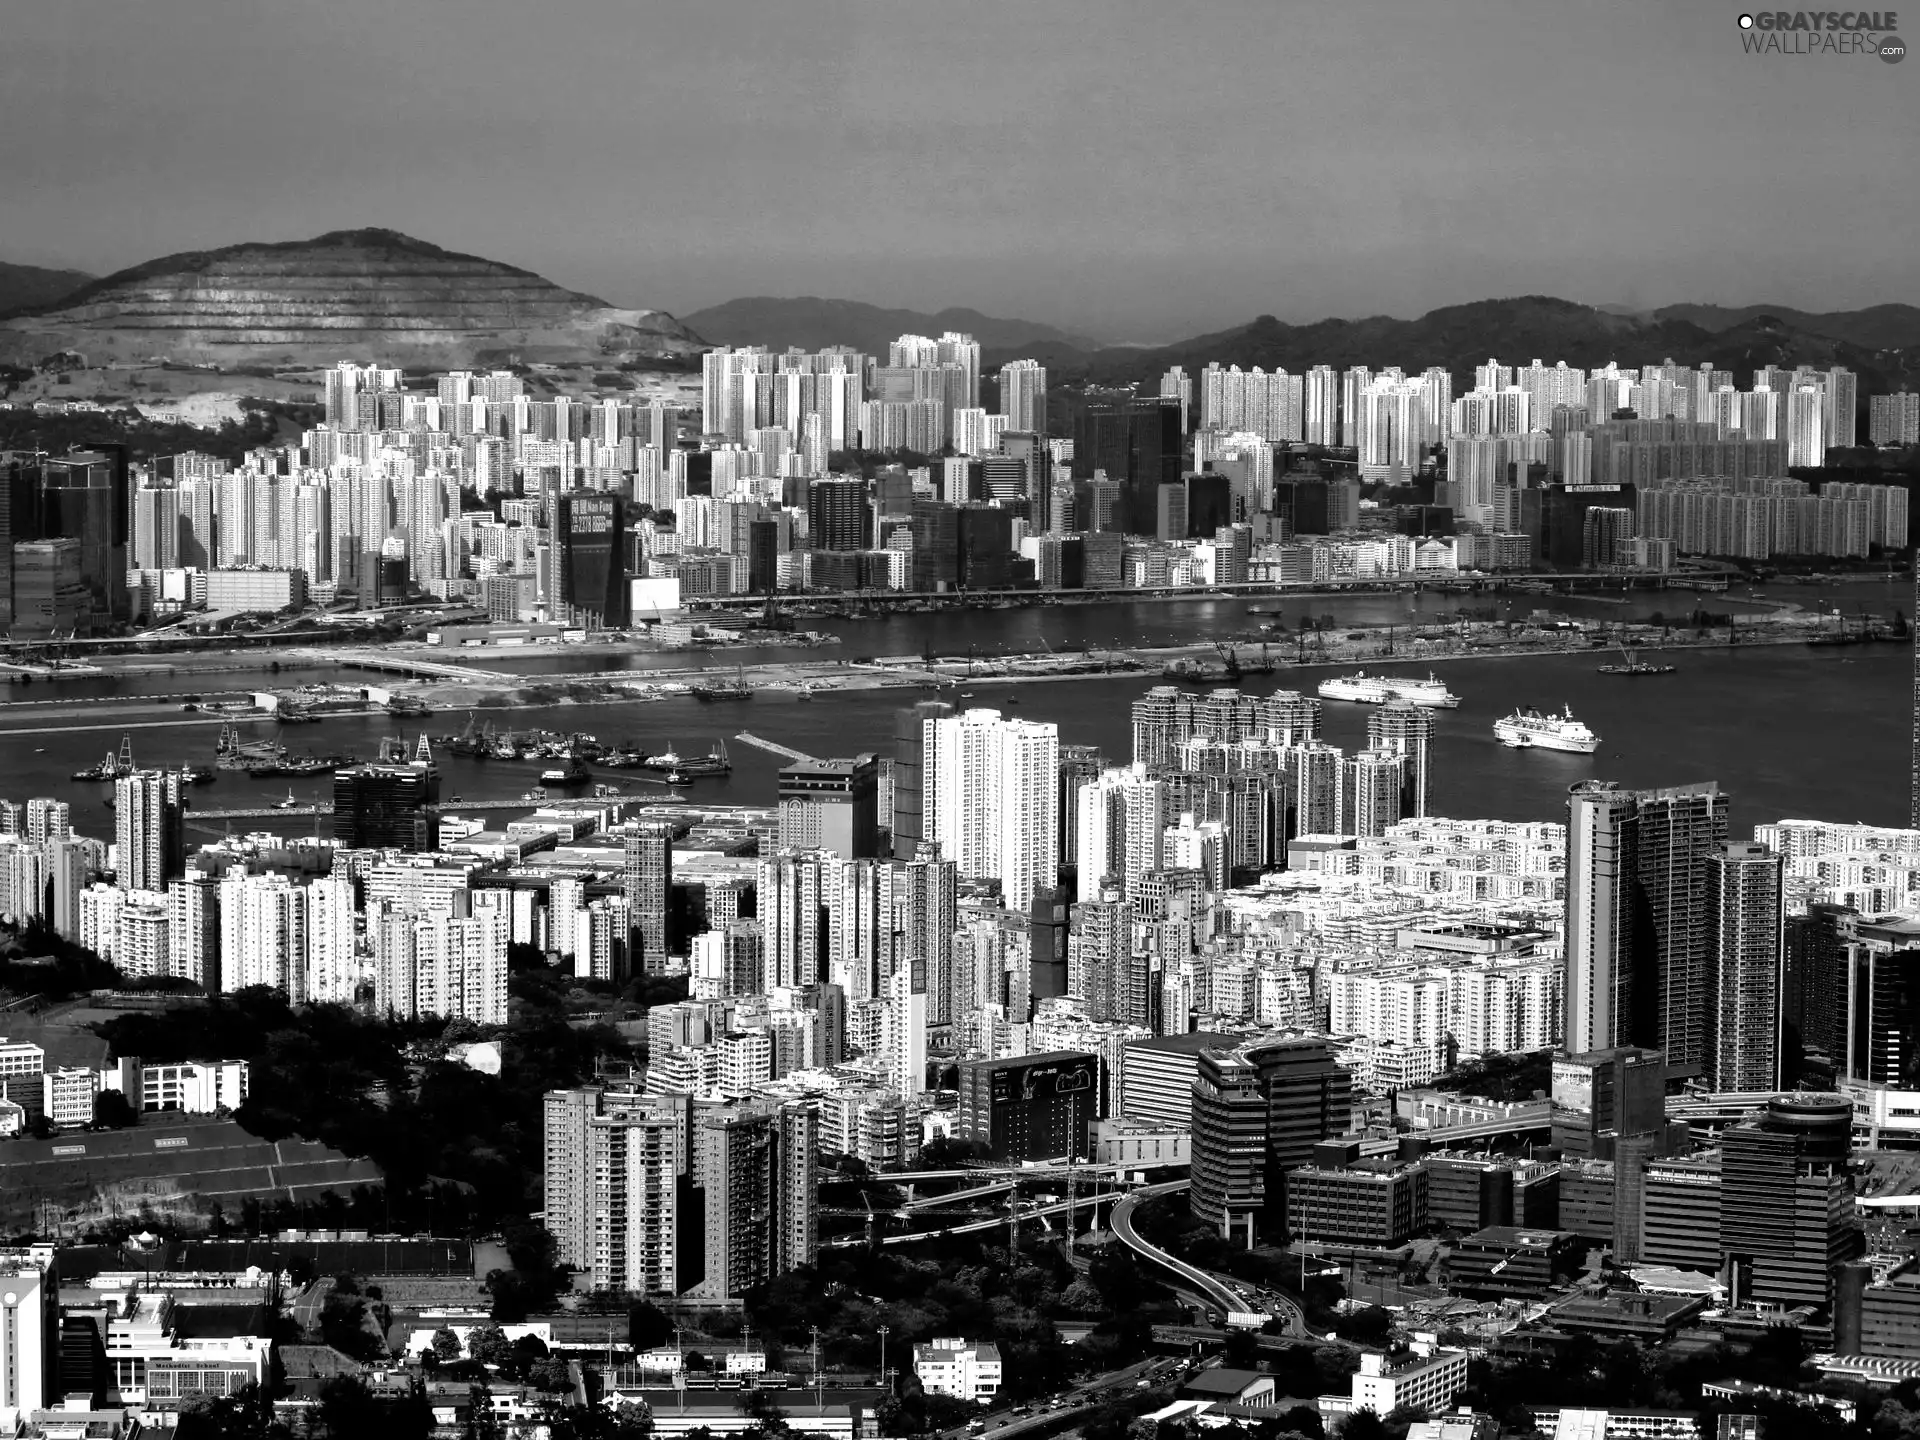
(100, 1059, 250, 1115)
(914, 1337, 1002, 1402)
(1349, 1341, 1468, 1419)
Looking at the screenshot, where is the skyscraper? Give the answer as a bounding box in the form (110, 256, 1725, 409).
(1190, 1037, 1352, 1244)
(555, 491, 629, 628)
(113, 771, 183, 893)
(777, 755, 880, 859)
(623, 822, 673, 973)
(1071, 397, 1182, 535)
(333, 761, 440, 852)
(890, 700, 954, 860)
(1366, 702, 1434, 818)
(1842, 913, 1920, 1091)
(1720, 1094, 1861, 1308)
(998, 360, 1047, 435)
(1707, 841, 1784, 1091)
(923, 709, 1059, 913)
(1564, 781, 1728, 1078)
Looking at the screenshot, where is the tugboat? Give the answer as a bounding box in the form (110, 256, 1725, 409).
(662, 769, 695, 788)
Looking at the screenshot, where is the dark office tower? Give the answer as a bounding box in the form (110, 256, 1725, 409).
(1189, 1037, 1352, 1244)
(333, 762, 440, 851)
(1783, 900, 1854, 1084)
(40, 450, 129, 621)
(1002, 431, 1050, 533)
(1273, 474, 1330, 536)
(1706, 842, 1784, 1091)
(956, 504, 1013, 589)
(1072, 397, 1182, 535)
(1028, 884, 1070, 1007)
(1580, 505, 1634, 569)
(807, 478, 868, 551)
(1366, 702, 1434, 819)
(1184, 471, 1232, 537)
(1541, 482, 1637, 568)
(1843, 913, 1920, 1090)
(623, 822, 674, 973)
(555, 492, 629, 628)
(1549, 1046, 1667, 1161)
(890, 700, 953, 859)
(1564, 781, 1729, 1079)
(746, 518, 778, 594)
(682, 450, 714, 497)
(1913, 561, 1919, 827)
(1154, 483, 1187, 543)
(957, 1051, 1098, 1161)
(908, 499, 960, 592)
(777, 754, 880, 859)
(1720, 1094, 1861, 1309)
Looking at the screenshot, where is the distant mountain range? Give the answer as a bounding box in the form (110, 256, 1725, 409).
(984, 296, 1920, 396)
(1645, 302, 1920, 352)
(2, 235, 1913, 399)
(0, 229, 700, 369)
(0, 262, 94, 316)
(678, 296, 1097, 355)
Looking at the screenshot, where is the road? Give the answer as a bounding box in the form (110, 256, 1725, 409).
(931, 1356, 1181, 1440)
(1108, 1182, 1306, 1336)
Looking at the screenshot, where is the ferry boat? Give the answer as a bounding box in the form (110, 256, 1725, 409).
(1383, 673, 1461, 708)
(1493, 706, 1600, 754)
(1317, 672, 1395, 704)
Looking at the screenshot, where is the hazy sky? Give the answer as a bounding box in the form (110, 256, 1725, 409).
(3, 0, 1913, 341)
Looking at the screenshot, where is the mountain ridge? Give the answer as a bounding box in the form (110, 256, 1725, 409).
(0, 228, 702, 369)
(981, 296, 1919, 396)
(0, 261, 94, 317)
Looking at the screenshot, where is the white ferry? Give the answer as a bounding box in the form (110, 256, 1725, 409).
(1383, 673, 1460, 709)
(1317, 672, 1395, 704)
(1493, 706, 1600, 754)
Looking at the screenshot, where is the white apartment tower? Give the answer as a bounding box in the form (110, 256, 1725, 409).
(923, 709, 1059, 913)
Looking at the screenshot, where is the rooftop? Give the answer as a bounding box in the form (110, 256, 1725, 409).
(1183, 1368, 1270, 1396)
(1124, 1031, 1240, 1056)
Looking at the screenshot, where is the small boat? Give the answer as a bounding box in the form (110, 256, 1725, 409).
(272, 790, 300, 810)
(33, 748, 43, 754)
(663, 770, 695, 787)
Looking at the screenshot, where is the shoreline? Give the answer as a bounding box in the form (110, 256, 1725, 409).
(0, 627, 1874, 736)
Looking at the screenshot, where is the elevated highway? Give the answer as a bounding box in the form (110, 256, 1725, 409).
(1109, 1181, 1305, 1336)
